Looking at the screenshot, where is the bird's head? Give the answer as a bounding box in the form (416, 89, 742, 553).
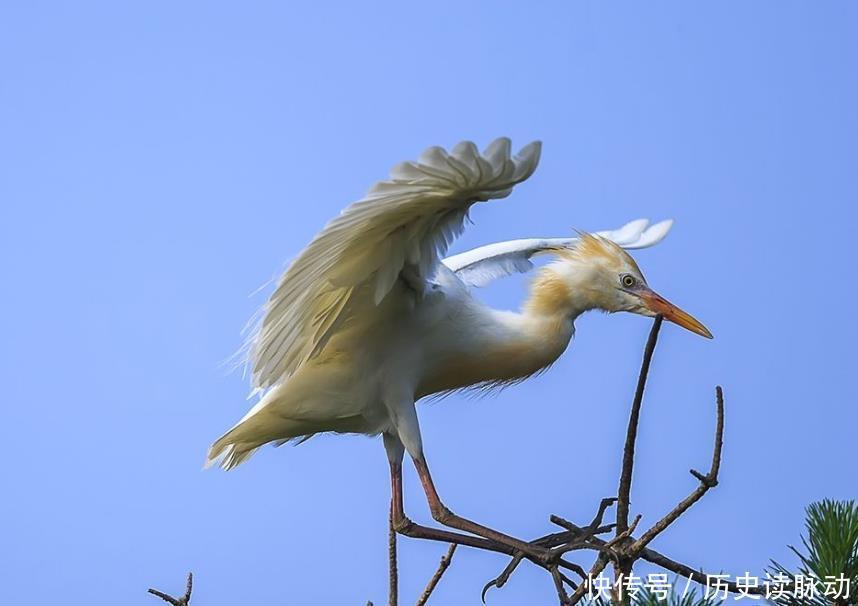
(532, 233, 712, 338)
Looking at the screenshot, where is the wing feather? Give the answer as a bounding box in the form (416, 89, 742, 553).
(246, 138, 542, 390)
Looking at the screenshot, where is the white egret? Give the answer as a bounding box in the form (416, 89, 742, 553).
(207, 138, 711, 558)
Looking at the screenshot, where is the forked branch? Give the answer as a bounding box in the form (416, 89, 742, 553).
(628, 386, 724, 556)
(478, 317, 754, 604)
(148, 573, 193, 606)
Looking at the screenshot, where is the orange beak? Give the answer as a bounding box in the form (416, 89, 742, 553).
(639, 289, 713, 339)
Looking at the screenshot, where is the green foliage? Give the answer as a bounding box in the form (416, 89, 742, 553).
(769, 499, 858, 606)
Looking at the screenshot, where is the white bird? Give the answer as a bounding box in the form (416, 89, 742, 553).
(207, 138, 711, 557)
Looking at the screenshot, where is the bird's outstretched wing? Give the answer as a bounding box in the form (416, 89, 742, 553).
(246, 138, 541, 391)
(443, 219, 673, 287)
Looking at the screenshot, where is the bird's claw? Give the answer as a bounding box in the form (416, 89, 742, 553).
(480, 579, 500, 604)
(480, 543, 560, 603)
(481, 542, 582, 603)
(481, 552, 524, 602)
(481, 498, 621, 603)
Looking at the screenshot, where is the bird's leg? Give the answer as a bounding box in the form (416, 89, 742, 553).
(385, 432, 409, 532)
(389, 458, 405, 529)
(411, 455, 551, 563)
(383, 433, 507, 551)
(384, 401, 551, 563)
(389, 455, 584, 602)
(387, 457, 511, 551)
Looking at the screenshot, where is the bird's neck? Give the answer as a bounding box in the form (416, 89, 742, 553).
(523, 265, 600, 322)
(424, 309, 574, 396)
(419, 269, 594, 396)
(417, 286, 577, 396)
(484, 266, 595, 380)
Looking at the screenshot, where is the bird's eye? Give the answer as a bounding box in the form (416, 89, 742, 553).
(621, 274, 636, 288)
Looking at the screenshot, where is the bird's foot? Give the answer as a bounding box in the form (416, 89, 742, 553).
(481, 550, 580, 605)
(481, 497, 620, 604)
(428, 503, 554, 564)
(481, 552, 524, 601)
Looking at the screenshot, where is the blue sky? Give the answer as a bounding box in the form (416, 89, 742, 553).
(1, 2, 856, 604)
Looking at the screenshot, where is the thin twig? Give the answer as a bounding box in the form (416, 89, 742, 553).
(567, 554, 611, 606)
(638, 546, 765, 595)
(551, 502, 617, 557)
(610, 317, 663, 604)
(551, 566, 572, 605)
(547, 517, 614, 547)
(552, 497, 617, 541)
(616, 315, 663, 536)
(629, 386, 724, 555)
(605, 514, 641, 550)
(389, 505, 398, 606)
(148, 573, 193, 606)
(415, 544, 457, 606)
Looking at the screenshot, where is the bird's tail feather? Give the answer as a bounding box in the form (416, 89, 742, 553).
(205, 431, 260, 471)
(205, 405, 321, 471)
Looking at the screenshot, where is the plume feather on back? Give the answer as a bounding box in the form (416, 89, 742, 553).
(443, 219, 672, 288)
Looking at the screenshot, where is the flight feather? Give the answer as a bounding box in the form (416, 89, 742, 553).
(245, 138, 542, 391)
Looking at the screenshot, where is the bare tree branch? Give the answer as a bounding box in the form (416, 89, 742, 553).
(567, 554, 611, 605)
(616, 315, 663, 536)
(629, 386, 724, 555)
(148, 573, 193, 606)
(479, 318, 751, 604)
(638, 546, 765, 595)
(539, 514, 767, 596)
(389, 505, 399, 606)
(609, 316, 664, 604)
(415, 544, 457, 606)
